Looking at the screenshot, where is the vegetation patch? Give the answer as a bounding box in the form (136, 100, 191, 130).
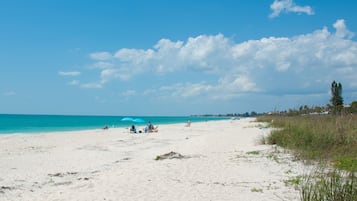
(332, 157, 357, 172)
(257, 114, 357, 201)
(284, 175, 302, 187)
(246, 150, 260, 155)
(250, 187, 263, 193)
(257, 115, 357, 172)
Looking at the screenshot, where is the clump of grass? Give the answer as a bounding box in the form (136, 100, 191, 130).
(251, 187, 263, 193)
(246, 150, 260, 155)
(267, 152, 280, 163)
(300, 170, 356, 201)
(333, 157, 357, 172)
(285, 175, 303, 186)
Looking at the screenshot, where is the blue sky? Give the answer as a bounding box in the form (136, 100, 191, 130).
(1, 0, 357, 116)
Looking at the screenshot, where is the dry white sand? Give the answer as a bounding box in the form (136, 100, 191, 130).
(0, 118, 309, 201)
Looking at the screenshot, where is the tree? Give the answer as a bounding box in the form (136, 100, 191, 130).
(250, 111, 257, 116)
(330, 81, 343, 114)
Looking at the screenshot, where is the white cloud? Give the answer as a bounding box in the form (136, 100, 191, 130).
(169, 82, 214, 98)
(83, 19, 356, 103)
(67, 80, 80, 86)
(58, 71, 81, 76)
(333, 19, 355, 39)
(114, 48, 154, 63)
(156, 76, 259, 100)
(80, 82, 103, 89)
(90, 52, 112, 60)
(100, 68, 131, 82)
(223, 75, 259, 92)
(91, 61, 114, 69)
(269, 0, 314, 18)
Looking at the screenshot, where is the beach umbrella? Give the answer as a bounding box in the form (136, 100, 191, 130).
(133, 118, 145, 123)
(121, 117, 134, 121)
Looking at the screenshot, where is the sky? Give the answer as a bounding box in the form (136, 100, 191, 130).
(1, 0, 357, 116)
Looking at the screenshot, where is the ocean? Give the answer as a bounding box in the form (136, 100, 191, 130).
(0, 114, 228, 134)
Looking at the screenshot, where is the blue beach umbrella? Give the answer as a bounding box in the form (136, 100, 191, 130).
(121, 117, 134, 121)
(133, 118, 145, 123)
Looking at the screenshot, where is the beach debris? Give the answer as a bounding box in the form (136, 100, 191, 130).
(0, 186, 14, 194)
(155, 151, 186, 160)
(91, 170, 100, 174)
(48, 172, 78, 177)
(114, 157, 131, 164)
(78, 177, 90, 181)
(53, 181, 72, 186)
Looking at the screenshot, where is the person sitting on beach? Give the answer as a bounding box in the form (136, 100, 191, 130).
(129, 125, 137, 133)
(150, 125, 159, 133)
(145, 122, 153, 133)
(145, 122, 158, 133)
(148, 122, 154, 130)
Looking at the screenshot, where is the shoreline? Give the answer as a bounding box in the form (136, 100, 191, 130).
(0, 118, 308, 201)
(0, 114, 228, 135)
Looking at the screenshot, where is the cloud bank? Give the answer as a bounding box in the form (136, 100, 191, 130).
(270, 0, 314, 18)
(79, 20, 356, 103)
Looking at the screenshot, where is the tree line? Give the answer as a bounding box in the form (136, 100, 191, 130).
(271, 80, 357, 116)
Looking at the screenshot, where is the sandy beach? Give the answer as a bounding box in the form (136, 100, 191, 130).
(0, 118, 308, 201)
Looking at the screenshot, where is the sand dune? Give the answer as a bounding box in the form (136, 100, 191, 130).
(0, 118, 308, 201)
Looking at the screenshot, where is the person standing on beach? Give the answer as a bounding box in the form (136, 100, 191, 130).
(186, 120, 191, 127)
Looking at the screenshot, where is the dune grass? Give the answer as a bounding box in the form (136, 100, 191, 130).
(257, 114, 357, 201)
(300, 169, 356, 201)
(257, 114, 357, 172)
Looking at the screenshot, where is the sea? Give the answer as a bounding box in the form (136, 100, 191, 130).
(0, 114, 228, 134)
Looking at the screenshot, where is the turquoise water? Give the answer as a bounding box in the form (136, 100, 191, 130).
(0, 114, 228, 134)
